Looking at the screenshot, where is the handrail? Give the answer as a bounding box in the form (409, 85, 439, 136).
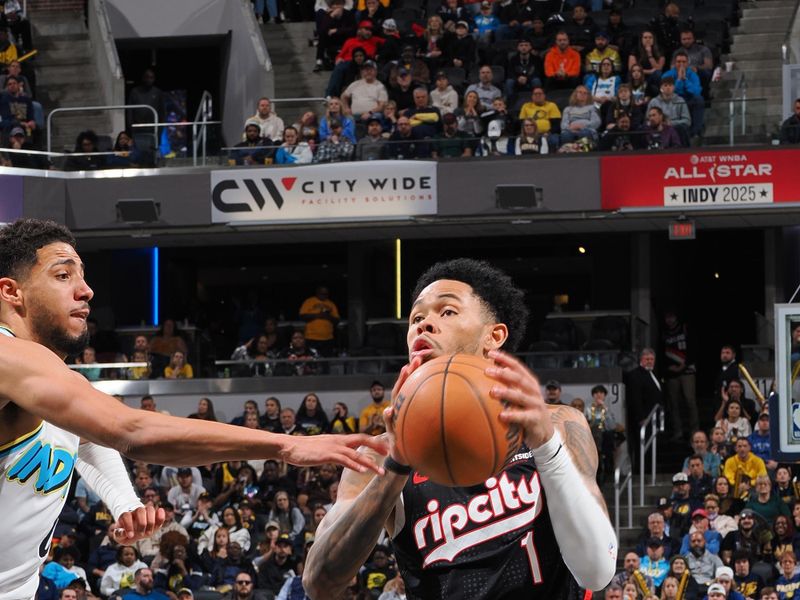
(729, 71, 747, 146)
(47, 104, 158, 153)
(192, 91, 213, 167)
(782, 0, 800, 63)
(614, 466, 633, 540)
(70, 362, 148, 370)
(639, 403, 665, 506)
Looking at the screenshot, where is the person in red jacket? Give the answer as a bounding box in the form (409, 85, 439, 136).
(325, 20, 385, 98)
(544, 31, 581, 90)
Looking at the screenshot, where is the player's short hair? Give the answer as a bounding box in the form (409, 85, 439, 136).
(0, 219, 76, 280)
(411, 258, 528, 351)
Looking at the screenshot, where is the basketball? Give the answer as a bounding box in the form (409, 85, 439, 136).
(392, 353, 524, 487)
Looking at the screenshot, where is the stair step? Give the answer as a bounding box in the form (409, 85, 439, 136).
(742, 6, 796, 16)
(36, 38, 91, 53)
(732, 31, 787, 43)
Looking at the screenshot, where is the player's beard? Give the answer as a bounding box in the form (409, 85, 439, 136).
(28, 297, 89, 357)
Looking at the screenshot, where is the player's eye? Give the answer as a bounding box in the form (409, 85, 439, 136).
(411, 315, 424, 324)
(56, 272, 70, 280)
(442, 309, 456, 317)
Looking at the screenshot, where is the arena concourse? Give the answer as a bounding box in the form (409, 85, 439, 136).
(2, 0, 800, 598)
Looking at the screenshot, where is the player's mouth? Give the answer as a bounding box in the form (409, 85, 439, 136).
(411, 337, 435, 361)
(70, 309, 90, 321)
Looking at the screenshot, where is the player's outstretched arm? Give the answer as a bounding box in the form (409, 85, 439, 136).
(487, 350, 618, 591)
(0, 336, 387, 472)
(304, 357, 422, 600)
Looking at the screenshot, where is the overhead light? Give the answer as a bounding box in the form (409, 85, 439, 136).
(578, 246, 586, 254)
(714, 272, 720, 279)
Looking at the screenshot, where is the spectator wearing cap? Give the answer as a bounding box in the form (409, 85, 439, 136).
(275, 126, 314, 164)
(0, 74, 34, 136)
(432, 112, 473, 157)
(685, 530, 724, 585)
(746, 474, 791, 523)
(707, 582, 729, 600)
(715, 566, 747, 600)
(780, 98, 800, 145)
(679, 508, 722, 555)
(687, 454, 715, 501)
(431, 71, 459, 115)
(4, 124, 43, 169)
(356, 116, 387, 159)
(387, 114, 430, 158)
(544, 31, 582, 90)
(776, 551, 800, 599)
(670, 471, 696, 537)
(732, 550, 764, 599)
(720, 509, 767, 565)
(341, 59, 387, 119)
(177, 588, 194, 600)
(478, 97, 515, 154)
(543, 379, 562, 404)
(391, 44, 432, 88)
(313, 117, 355, 162)
(327, 20, 385, 97)
(449, 20, 477, 73)
(636, 512, 679, 559)
(388, 67, 415, 112)
(320, 97, 356, 143)
(503, 39, 543, 103)
(377, 19, 401, 63)
(359, 380, 390, 434)
(231, 121, 273, 166)
(465, 65, 502, 109)
(639, 537, 669, 588)
(585, 31, 622, 74)
(316, 0, 356, 71)
(257, 533, 298, 595)
(749, 413, 778, 471)
(404, 87, 442, 138)
(168, 468, 207, 515)
(472, 1, 499, 45)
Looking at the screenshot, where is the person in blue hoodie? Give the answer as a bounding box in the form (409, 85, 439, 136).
(661, 50, 704, 138)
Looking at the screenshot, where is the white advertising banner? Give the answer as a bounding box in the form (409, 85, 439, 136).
(210, 160, 437, 224)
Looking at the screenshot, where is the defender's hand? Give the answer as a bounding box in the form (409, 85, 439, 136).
(113, 505, 166, 543)
(383, 355, 424, 462)
(281, 434, 388, 474)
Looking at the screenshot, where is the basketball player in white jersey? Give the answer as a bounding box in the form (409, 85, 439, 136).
(0, 219, 388, 600)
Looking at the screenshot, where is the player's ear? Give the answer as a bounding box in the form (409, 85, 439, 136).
(0, 277, 23, 308)
(486, 323, 508, 350)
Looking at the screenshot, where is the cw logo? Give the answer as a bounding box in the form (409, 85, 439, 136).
(212, 177, 297, 213)
(6, 441, 76, 496)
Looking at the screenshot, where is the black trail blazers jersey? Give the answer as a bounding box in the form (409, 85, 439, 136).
(392, 447, 579, 599)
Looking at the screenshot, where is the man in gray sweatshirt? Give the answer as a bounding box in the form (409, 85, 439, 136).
(647, 76, 691, 146)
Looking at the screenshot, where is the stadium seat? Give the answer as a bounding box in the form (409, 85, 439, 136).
(539, 317, 579, 350)
(525, 340, 563, 370)
(589, 315, 630, 350)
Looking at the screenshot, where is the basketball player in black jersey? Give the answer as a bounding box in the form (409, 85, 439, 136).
(304, 258, 618, 600)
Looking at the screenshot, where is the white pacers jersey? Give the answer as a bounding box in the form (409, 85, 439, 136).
(0, 327, 80, 600)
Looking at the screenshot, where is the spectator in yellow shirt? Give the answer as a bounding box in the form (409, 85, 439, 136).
(299, 286, 340, 357)
(518, 86, 561, 149)
(0, 29, 18, 69)
(164, 350, 194, 379)
(359, 381, 390, 435)
(723, 438, 767, 496)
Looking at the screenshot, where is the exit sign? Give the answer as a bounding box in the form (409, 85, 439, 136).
(669, 220, 696, 240)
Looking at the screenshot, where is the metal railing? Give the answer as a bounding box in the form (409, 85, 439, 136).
(192, 91, 214, 167)
(782, 0, 800, 64)
(729, 71, 748, 146)
(639, 403, 665, 506)
(614, 465, 633, 540)
(47, 104, 158, 153)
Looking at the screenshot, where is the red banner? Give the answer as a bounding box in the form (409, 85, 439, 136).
(600, 149, 800, 210)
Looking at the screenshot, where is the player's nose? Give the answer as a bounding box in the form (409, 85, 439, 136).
(76, 278, 94, 302)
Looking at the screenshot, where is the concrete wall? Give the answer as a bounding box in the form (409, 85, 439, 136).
(105, 0, 273, 145)
(88, 0, 125, 134)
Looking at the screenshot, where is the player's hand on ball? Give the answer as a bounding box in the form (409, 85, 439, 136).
(281, 434, 389, 474)
(486, 349, 555, 450)
(384, 355, 424, 462)
(113, 504, 166, 543)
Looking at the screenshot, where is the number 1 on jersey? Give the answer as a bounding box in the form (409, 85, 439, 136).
(520, 531, 543, 584)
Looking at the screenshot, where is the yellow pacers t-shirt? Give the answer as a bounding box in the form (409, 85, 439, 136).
(300, 296, 340, 341)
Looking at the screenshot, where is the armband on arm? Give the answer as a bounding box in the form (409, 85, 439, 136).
(76, 442, 143, 521)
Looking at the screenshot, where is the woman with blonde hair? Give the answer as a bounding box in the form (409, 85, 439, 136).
(454, 90, 484, 137)
(559, 85, 601, 145)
